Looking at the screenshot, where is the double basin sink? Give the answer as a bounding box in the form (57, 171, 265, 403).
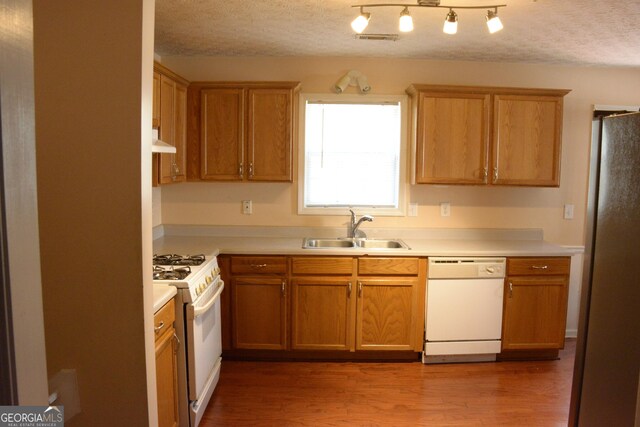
(302, 238, 410, 250)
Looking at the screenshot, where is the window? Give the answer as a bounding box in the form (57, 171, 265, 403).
(298, 94, 407, 216)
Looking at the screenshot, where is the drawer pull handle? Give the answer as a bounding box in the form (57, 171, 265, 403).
(251, 264, 267, 269)
(509, 282, 513, 298)
(173, 332, 180, 345)
(154, 321, 165, 333)
(531, 265, 548, 270)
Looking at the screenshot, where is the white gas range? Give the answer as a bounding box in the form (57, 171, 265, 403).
(153, 253, 224, 427)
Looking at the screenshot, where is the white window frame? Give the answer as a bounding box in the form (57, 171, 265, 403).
(297, 93, 408, 216)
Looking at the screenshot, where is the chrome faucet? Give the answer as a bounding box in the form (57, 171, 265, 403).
(349, 209, 374, 238)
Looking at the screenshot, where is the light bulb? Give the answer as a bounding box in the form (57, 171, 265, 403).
(399, 7, 414, 32)
(443, 9, 458, 35)
(351, 10, 371, 34)
(486, 9, 503, 33)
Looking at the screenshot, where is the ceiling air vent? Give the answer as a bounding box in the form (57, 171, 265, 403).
(355, 33, 399, 41)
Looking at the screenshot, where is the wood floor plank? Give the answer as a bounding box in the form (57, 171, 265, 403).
(200, 340, 575, 426)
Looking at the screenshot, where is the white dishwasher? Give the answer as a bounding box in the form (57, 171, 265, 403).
(423, 257, 506, 364)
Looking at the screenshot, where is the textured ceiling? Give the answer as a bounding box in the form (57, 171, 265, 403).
(155, 0, 640, 67)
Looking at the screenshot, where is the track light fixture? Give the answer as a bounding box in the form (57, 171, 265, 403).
(351, 7, 371, 33)
(399, 7, 414, 32)
(350, 1, 506, 35)
(443, 9, 458, 35)
(486, 8, 504, 34)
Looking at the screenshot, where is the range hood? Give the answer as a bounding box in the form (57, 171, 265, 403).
(151, 128, 176, 154)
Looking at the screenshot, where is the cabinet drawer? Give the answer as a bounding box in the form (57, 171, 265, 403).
(231, 256, 287, 274)
(154, 298, 175, 340)
(507, 257, 570, 276)
(358, 257, 419, 276)
(291, 257, 353, 275)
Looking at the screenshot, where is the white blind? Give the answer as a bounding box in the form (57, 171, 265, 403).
(304, 102, 401, 208)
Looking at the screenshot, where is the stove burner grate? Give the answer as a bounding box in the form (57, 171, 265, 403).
(153, 253, 206, 266)
(153, 265, 192, 280)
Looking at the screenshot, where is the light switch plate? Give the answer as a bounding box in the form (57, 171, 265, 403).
(564, 204, 574, 219)
(408, 203, 418, 217)
(440, 202, 451, 217)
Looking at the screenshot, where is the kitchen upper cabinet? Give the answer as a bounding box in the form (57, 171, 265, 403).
(152, 71, 161, 129)
(492, 94, 564, 186)
(413, 91, 490, 184)
(154, 62, 189, 185)
(501, 257, 570, 357)
(187, 82, 300, 182)
(154, 299, 179, 427)
(407, 85, 570, 187)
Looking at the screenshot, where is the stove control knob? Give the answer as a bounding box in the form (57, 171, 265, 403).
(206, 275, 212, 285)
(195, 287, 201, 296)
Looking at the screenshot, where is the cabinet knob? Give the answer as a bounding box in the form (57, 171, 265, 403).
(239, 162, 244, 176)
(281, 280, 286, 296)
(509, 282, 513, 298)
(493, 166, 498, 183)
(347, 282, 352, 297)
(248, 162, 254, 178)
(358, 281, 363, 297)
(483, 167, 488, 183)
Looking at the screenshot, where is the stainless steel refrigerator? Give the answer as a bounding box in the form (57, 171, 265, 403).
(570, 112, 640, 426)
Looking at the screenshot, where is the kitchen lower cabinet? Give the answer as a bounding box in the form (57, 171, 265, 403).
(224, 255, 426, 357)
(154, 299, 179, 427)
(290, 277, 354, 351)
(501, 257, 570, 358)
(229, 255, 288, 350)
(231, 276, 287, 350)
(356, 278, 419, 351)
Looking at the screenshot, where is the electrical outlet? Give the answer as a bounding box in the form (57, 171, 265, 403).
(49, 369, 81, 421)
(564, 204, 574, 220)
(408, 203, 418, 217)
(242, 200, 252, 215)
(440, 202, 451, 217)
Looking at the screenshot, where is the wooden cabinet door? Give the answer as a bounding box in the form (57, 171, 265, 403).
(492, 94, 563, 186)
(155, 328, 179, 427)
(246, 88, 293, 182)
(356, 278, 418, 351)
(231, 276, 287, 350)
(201, 88, 244, 180)
(155, 299, 178, 427)
(152, 71, 161, 129)
(290, 278, 355, 351)
(415, 91, 490, 184)
(172, 82, 187, 183)
(502, 276, 568, 350)
(158, 74, 176, 184)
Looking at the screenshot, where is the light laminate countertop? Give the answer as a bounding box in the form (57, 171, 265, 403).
(153, 226, 579, 258)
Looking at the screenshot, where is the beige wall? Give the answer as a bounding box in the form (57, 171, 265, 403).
(34, 0, 153, 425)
(158, 56, 640, 246)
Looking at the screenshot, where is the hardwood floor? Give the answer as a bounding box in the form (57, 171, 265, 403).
(201, 340, 575, 426)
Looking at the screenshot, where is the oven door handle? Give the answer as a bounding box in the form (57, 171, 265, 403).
(192, 280, 224, 319)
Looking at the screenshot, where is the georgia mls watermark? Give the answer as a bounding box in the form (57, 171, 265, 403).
(0, 406, 64, 427)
